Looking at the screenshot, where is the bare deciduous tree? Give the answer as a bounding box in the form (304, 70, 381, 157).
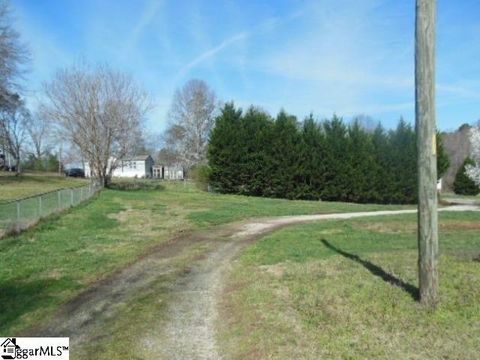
(0, 92, 28, 173)
(0, 0, 29, 172)
(24, 112, 51, 159)
(42, 64, 151, 186)
(164, 79, 217, 168)
(0, 0, 29, 101)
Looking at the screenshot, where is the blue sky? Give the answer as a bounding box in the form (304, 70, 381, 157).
(13, 0, 480, 132)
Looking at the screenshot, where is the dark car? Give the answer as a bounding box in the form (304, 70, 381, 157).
(65, 168, 85, 177)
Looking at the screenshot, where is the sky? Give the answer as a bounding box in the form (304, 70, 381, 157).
(13, 0, 480, 133)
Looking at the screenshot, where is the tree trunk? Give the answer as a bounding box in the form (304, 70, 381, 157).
(415, 0, 438, 307)
(15, 156, 21, 176)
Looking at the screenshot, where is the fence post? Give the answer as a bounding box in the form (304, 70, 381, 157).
(57, 191, 61, 210)
(38, 195, 42, 218)
(16, 201, 20, 222)
(70, 189, 74, 207)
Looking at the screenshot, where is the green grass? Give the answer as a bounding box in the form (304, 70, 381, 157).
(219, 211, 480, 359)
(2, 177, 477, 359)
(0, 181, 406, 336)
(0, 172, 88, 201)
(441, 192, 480, 203)
(171, 182, 411, 227)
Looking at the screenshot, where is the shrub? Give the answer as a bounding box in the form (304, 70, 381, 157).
(190, 163, 211, 191)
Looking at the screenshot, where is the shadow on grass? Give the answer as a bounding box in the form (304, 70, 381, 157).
(321, 239, 419, 301)
(0, 279, 71, 334)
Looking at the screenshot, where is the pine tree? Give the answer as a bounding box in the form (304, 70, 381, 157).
(297, 114, 326, 199)
(208, 106, 436, 205)
(240, 107, 274, 196)
(348, 120, 378, 203)
(389, 118, 417, 203)
(321, 115, 350, 202)
(268, 110, 301, 199)
(208, 103, 243, 193)
(371, 123, 394, 203)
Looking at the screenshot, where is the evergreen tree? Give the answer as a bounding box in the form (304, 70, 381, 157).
(240, 107, 273, 196)
(267, 110, 301, 199)
(208, 106, 441, 205)
(208, 103, 243, 193)
(388, 119, 417, 203)
(436, 132, 450, 180)
(453, 157, 480, 195)
(371, 123, 394, 203)
(297, 114, 326, 200)
(321, 115, 351, 201)
(347, 120, 378, 203)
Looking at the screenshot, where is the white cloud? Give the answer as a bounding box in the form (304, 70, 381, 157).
(226, 0, 415, 118)
(177, 31, 248, 79)
(176, 8, 305, 80)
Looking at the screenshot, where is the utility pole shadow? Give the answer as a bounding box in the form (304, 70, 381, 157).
(321, 239, 419, 301)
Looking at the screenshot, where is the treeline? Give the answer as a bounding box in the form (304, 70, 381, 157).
(208, 103, 449, 204)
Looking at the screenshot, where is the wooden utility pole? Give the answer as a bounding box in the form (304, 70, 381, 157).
(415, 0, 438, 306)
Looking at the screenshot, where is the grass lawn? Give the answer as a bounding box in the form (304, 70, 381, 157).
(219, 211, 480, 359)
(0, 181, 409, 337)
(0, 172, 88, 201)
(441, 192, 479, 204)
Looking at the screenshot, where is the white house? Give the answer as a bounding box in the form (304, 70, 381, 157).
(84, 155, 154, 178)
(0, 149, 14, 170)
(113, 155, 154, 178)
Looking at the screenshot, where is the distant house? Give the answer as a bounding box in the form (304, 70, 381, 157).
(84, 155, 154, 178)
(0, 150, 14, 170)
(152, 165, 185, 180)
(113, 155, 154, 178)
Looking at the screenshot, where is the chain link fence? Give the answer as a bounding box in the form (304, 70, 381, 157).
(0, 182, 102, 238)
